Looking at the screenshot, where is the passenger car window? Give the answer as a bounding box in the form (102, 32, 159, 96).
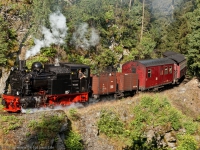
(160, 68, 163, 75)
(169, 66, 172, 74)
(148, 69, 151, 78)
(164, 67, 168, 75)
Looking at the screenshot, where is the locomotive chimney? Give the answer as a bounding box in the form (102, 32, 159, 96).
(19, 60, 26, 70)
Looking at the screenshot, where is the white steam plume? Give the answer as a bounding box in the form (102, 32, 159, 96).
(21, 103, 84, 114)
(25, 11, 68, 59)
(71, 22, 100, 50)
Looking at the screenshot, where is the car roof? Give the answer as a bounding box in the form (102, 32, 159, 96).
(137, 57, 175, 67)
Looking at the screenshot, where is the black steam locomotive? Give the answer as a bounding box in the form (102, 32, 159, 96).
(2, 60, 90, 112)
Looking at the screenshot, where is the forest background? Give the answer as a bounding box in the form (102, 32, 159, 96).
(0, 0, 200, 77)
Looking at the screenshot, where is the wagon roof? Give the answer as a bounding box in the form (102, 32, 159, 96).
(167, 54, 186, 63)
(163, 51, 178, 57)
(137, 58, 175, 67)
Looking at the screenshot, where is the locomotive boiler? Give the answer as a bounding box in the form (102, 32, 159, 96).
(2, 60, 90, 112)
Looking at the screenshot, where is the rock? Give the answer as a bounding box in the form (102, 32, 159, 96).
(146, 130, 155, 143)
(164, 132, 175, 142)
(55, 134, 66, 150)
(164, 132, 176, 149)
(0, 68, 10, 95)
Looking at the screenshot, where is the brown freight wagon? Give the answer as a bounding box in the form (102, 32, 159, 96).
(91, 72, 138, 99)
(91, 72, 117, 99)
(115, 73, 138, 98)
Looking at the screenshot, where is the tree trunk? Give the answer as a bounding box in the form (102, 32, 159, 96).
(140, 0, 145, 41)
(171, 0, 174, 20)
(129, 0, 132, 12)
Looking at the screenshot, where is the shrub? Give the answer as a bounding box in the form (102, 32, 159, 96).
(27, 113, 65, 141)
(183, 120, 198, 134)
(131, 96, 183, 133)
(97, 109, 124, 137)
(65, 131, 83, 150)
(69, 108, 80, 121)
(176, 134, 197, 150)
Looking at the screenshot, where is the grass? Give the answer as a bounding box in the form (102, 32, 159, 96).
(0, 98, 24, 134)
(0, 114, 24, 134)
(0, 98, 4, 112)
(27, 112, 66, 143)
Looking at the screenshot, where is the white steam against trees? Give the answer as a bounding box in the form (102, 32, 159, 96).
(151, 0, 182, 19)
(25, 11, 68, 59)
(71, 22, 100, 50)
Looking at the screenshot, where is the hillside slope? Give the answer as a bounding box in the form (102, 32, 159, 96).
(69, 77, 200, 149)
(0, 77, 200, 150)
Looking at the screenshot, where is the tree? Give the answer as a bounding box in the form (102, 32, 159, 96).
(184, 1, 200, 76)
(0, 16, 18, 66)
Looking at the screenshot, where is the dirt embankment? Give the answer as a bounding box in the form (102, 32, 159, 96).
(162, 77, 200, 118)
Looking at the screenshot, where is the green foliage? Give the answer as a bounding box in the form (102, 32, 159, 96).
(176, 134, 198, 150)
(0, 16, 18, 66)
(28, 113, 65, 141)
(136, 35, 156, 59)
(185, 7, 200, 75)
(0, 99, 4, 111)
(63, 0, 144, 70)
(30, 0, 67, 37)
(26, 56, 48, 69)
(196, 115, 200, 122)
(65, 131, 83, 150)
(95, 48, 118, 72)
(0, 0, 199, 77)
(130, 95, 199, 148)
(131, 96, 177, 130)
(183, 120, 198, 134)
(69, 108, 80, 121)
(0, 115, 23, 134)
(97, 109, 124, 137)
(41, 46, 57, 57)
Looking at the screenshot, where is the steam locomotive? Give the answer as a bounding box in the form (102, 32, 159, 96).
(1, 51, 187, 112)
(2, 61, 90, 112)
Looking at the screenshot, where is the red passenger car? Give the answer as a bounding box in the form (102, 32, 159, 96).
(163, 51, 187, 83)
(122, 58, 175, 91)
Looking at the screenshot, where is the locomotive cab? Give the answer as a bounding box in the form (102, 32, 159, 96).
(64, 64, 90, 93)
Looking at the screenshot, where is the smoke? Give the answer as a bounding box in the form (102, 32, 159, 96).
(25, 11, 68, 59)
(71, 22, 100, 50)
(151, 0, 182, 19)
(21, 103, 84, 114)
(54, 58, 60, 66)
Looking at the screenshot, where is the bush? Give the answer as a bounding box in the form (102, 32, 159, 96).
(69, 108, 80, 121)
(97, 109, 124, 137)
(65, 131, 83, 150)
(129, 95, 199, 149)
(131, 96, 183, 132)
(27, 113, 65, 141)
(183, 120, 198, 134)
(176, 134, 197, 150)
